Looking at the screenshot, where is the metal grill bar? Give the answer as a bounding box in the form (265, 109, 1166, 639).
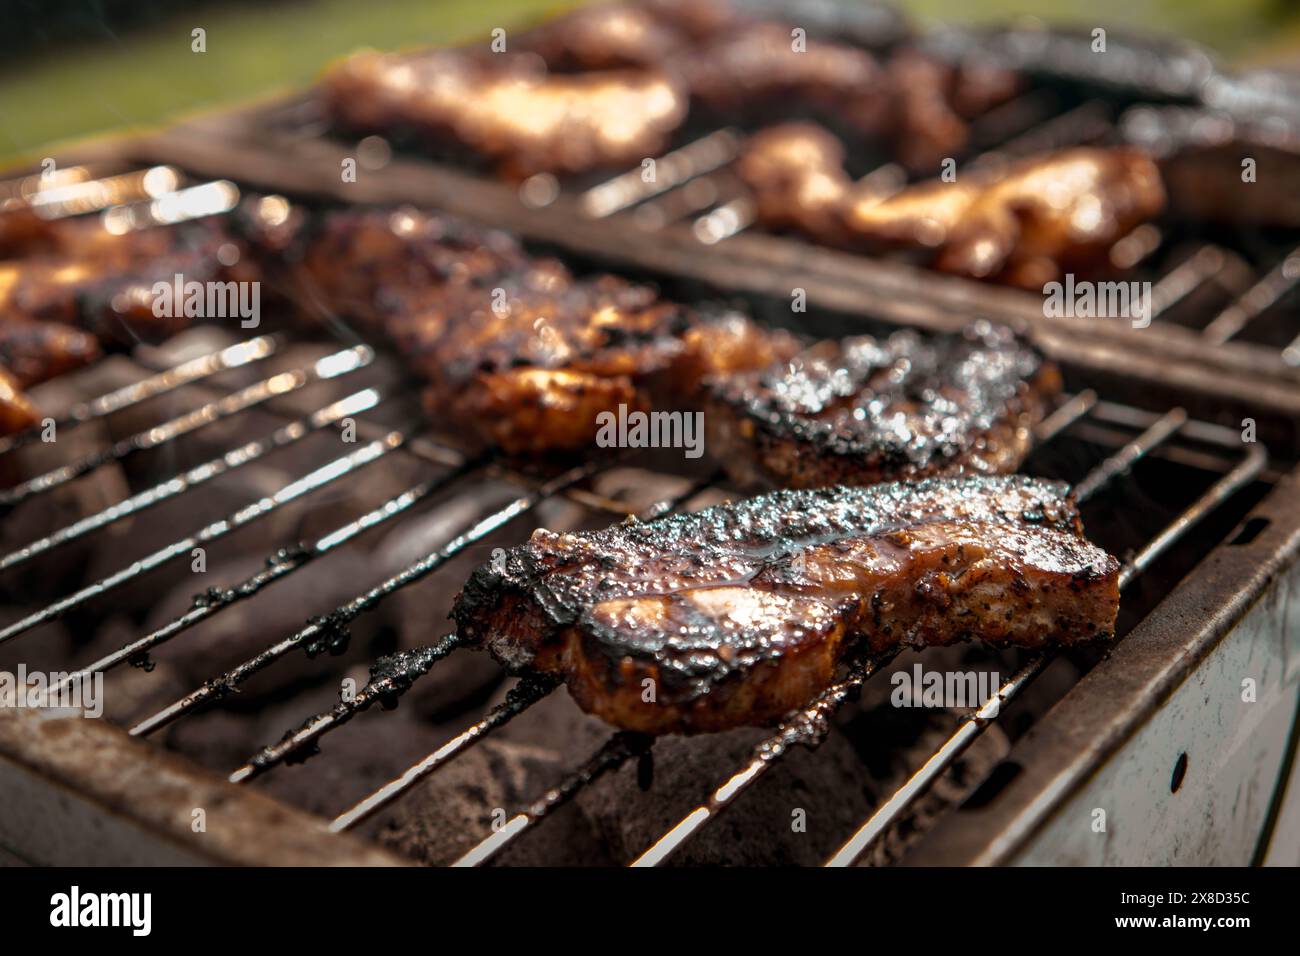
(128, 461, 605, 737)
(0, 335, 278, 457)
(228, 633, 464, 784)
(1201, 247, 1300, 345)
(579, 129, 741, 219)
(0, 388, 383, 572)
(630, 650, 900, 867)
(1070, 407, 1186, 503)
(0, 345, 373, 507)
(1147, 246, 1246, 319)
(823, 432, 1268, 867)
(22, 166, 183, 219)
(50, 458, 482, 695)
(0, 429, 405, 648)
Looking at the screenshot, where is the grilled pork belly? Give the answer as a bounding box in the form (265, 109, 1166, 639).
(322, 50, 688, 180)
(738, 129, 1165, 288)
(297, 206, 798, 455)
(454, 476, 1120, 733)
(705, 324, 1060, 489)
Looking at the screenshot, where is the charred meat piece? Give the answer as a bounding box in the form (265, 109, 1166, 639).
(705, 324, 1060, 489)
(407, 285, 795, 456)
(326, 4, 1016, 180)
(682, 23, 890, 134)
(522, 4, 691, 71)
(322, 51, 688, 180)
(847, 147, 1166, 287)
(933, 148, 1167, 287)
(454, 476, 1120, 733)
(0, 317, 102, 387)
(0, 216, 254, 345)
(0, 365, 40, 436)
(0, 204, 55, 258)
(735, 123, 854, 241)
(738, 130, 1166, 288)
(296, 207, 798, 456)
(293, 206, 531, 329)
(0, 209, 266, 435)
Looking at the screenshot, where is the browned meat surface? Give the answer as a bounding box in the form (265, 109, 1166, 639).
(846, 147, 1167, 287)
(736, 123, 855, 241)
(296, 206, 798, 455)
(325, 0, 1018, 179)
(738, 130, 1165, 288)
(454, 476, 1120, 734)
(682, 23, 890, 131)
(705, 324, 1060, 489)
(0, 365, 40, 435)
(0, 317, 102, 387)
(322, 50, 688, 180)
(0, 205, 54, 258)
(0, 206, 270, 435)
(522, 4, 691, 71)
(0, 215, 253, 343)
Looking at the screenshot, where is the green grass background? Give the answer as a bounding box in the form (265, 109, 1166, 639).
(3, 0, 1298, 164)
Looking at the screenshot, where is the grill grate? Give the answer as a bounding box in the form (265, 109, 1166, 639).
(0, 323, 1267, 865)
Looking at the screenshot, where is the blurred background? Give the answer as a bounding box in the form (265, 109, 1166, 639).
(4, 0, 1300, 163)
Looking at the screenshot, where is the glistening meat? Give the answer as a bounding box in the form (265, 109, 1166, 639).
(453, 476, 1120, 734)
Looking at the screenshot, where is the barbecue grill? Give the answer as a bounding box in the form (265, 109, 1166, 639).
(2, 2, 1299, 868)
(0, 155, 1296, 866)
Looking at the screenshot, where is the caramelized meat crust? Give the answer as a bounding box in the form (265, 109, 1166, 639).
(0, 216, 253, 344)
(297, 207, 798, 455)
(0, 207, 268, 435)
(454, 476, 1120, 734)
(0, 365, 40, 435)
(705, 324, 1060, 489)
(0, 317, 102, 387)
(322, 50, 688, 179)
(738, 130, 1166, 288)
(324, 0, 1018, 179)
(682, 23, 888, 128)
